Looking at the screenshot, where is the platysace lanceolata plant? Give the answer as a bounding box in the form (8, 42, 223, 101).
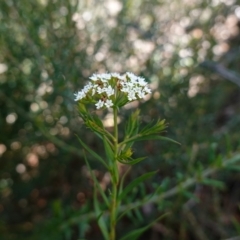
(74, 72, 176, 240)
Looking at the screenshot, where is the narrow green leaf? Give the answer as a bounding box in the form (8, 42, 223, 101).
(214, 154, 223, 168)
(96, 212, 104, 222)
(103, 136, 114, 162)
(84, 155, 109, 240)
(118, 171, 157, 201)
(201, 178, 225, 190)
(117, 193, 154, 222)
(117, 157, 146, 165)
(118, 166, 131, 197)
(181, 190, 200, 202)
(154, 178, 170, 195)
(134, 207, 144, 222)
(125, 109, 140, 137)
(117, 205, 137, 222)
(139, 119, 166, 136)
(80, 111, 114, 142)
(78, 102, 87, 115)
(225, 166, 240, 171)
(93, 186, 109, 240)
(119, 212, 170, 240)
(224, 154, 240, 166)
(83, 152, 109, 208)
(121, 135, 180, 146)
(76, 135, 109, 169)
(78, 221, 90, 239)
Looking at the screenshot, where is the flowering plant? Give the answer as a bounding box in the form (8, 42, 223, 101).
(74, 72, 176, 240)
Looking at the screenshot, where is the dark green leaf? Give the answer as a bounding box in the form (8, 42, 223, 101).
(117, 156, 146, 165)
(76, 135, 109, 169)
(118, 171, 158, 201)
(121, 135, 180, 146)
(83, 152, 109, 207)
(84, 154, 109, 240)
(201, 178, 225, 190)
(103, 136, 114, 162)
(119, 212, 170, 240)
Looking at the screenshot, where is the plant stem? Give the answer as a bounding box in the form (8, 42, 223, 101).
(109, 107, 119, 240)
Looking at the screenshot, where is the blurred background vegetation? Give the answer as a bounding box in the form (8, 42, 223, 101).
(1, 0, 240, 239)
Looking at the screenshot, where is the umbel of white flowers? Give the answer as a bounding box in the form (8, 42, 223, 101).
(74, 72, 151, 109)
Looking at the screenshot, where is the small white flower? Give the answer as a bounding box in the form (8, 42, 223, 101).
(105, 99, 113, 108)
(137, 91, 146, 99)
(111, 73, 121, 78)
(121, 83, 130, 93)
(137, 77, 147, 86)
(97, 87, 105, 94)
(105, 86, 115, 97)
(82, 83, 92, 94)
(74, 91, 86, 101)
(95, 100, 105, 109)
(127, 91, 137, 101)
(89, 74, 99, 81)
(143, 86, 151, 94)
(127, 81, 134, 88)
(126, 72, 138, 82)
(99, 73, 111, 81)
(74, 92, 79, 101)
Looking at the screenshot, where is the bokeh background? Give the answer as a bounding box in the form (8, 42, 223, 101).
(1, 0, 240, 239)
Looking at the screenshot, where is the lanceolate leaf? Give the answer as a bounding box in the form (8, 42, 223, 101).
(121, 135, 180, 147)
(225, 166, 240, 171)
(117, 156, 146, 165)
(78, 108, 114, 142)
(103, 136, 114, 164)
(118, 167, 131, 199)
(119, 212, 170, 240)
(83, 152, 109, 207)
(93, 181, 109, 240)
(139, 119, 166, 135)
(125, 109, 140, 137)
(118, 171, 158, 201)
(201, 178, 225, 190)
(76, 135, 109, 169)
(83, 154, 109, 240)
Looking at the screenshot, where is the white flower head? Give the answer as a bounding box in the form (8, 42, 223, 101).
(74, 72, 152, 109)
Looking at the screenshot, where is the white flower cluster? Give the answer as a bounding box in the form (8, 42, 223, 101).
(74, 72, 151, 109)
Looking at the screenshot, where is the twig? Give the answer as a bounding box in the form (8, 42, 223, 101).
(200, 61, 240, 87)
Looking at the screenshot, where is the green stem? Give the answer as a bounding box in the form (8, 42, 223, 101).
(109, 107, 119, 240)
